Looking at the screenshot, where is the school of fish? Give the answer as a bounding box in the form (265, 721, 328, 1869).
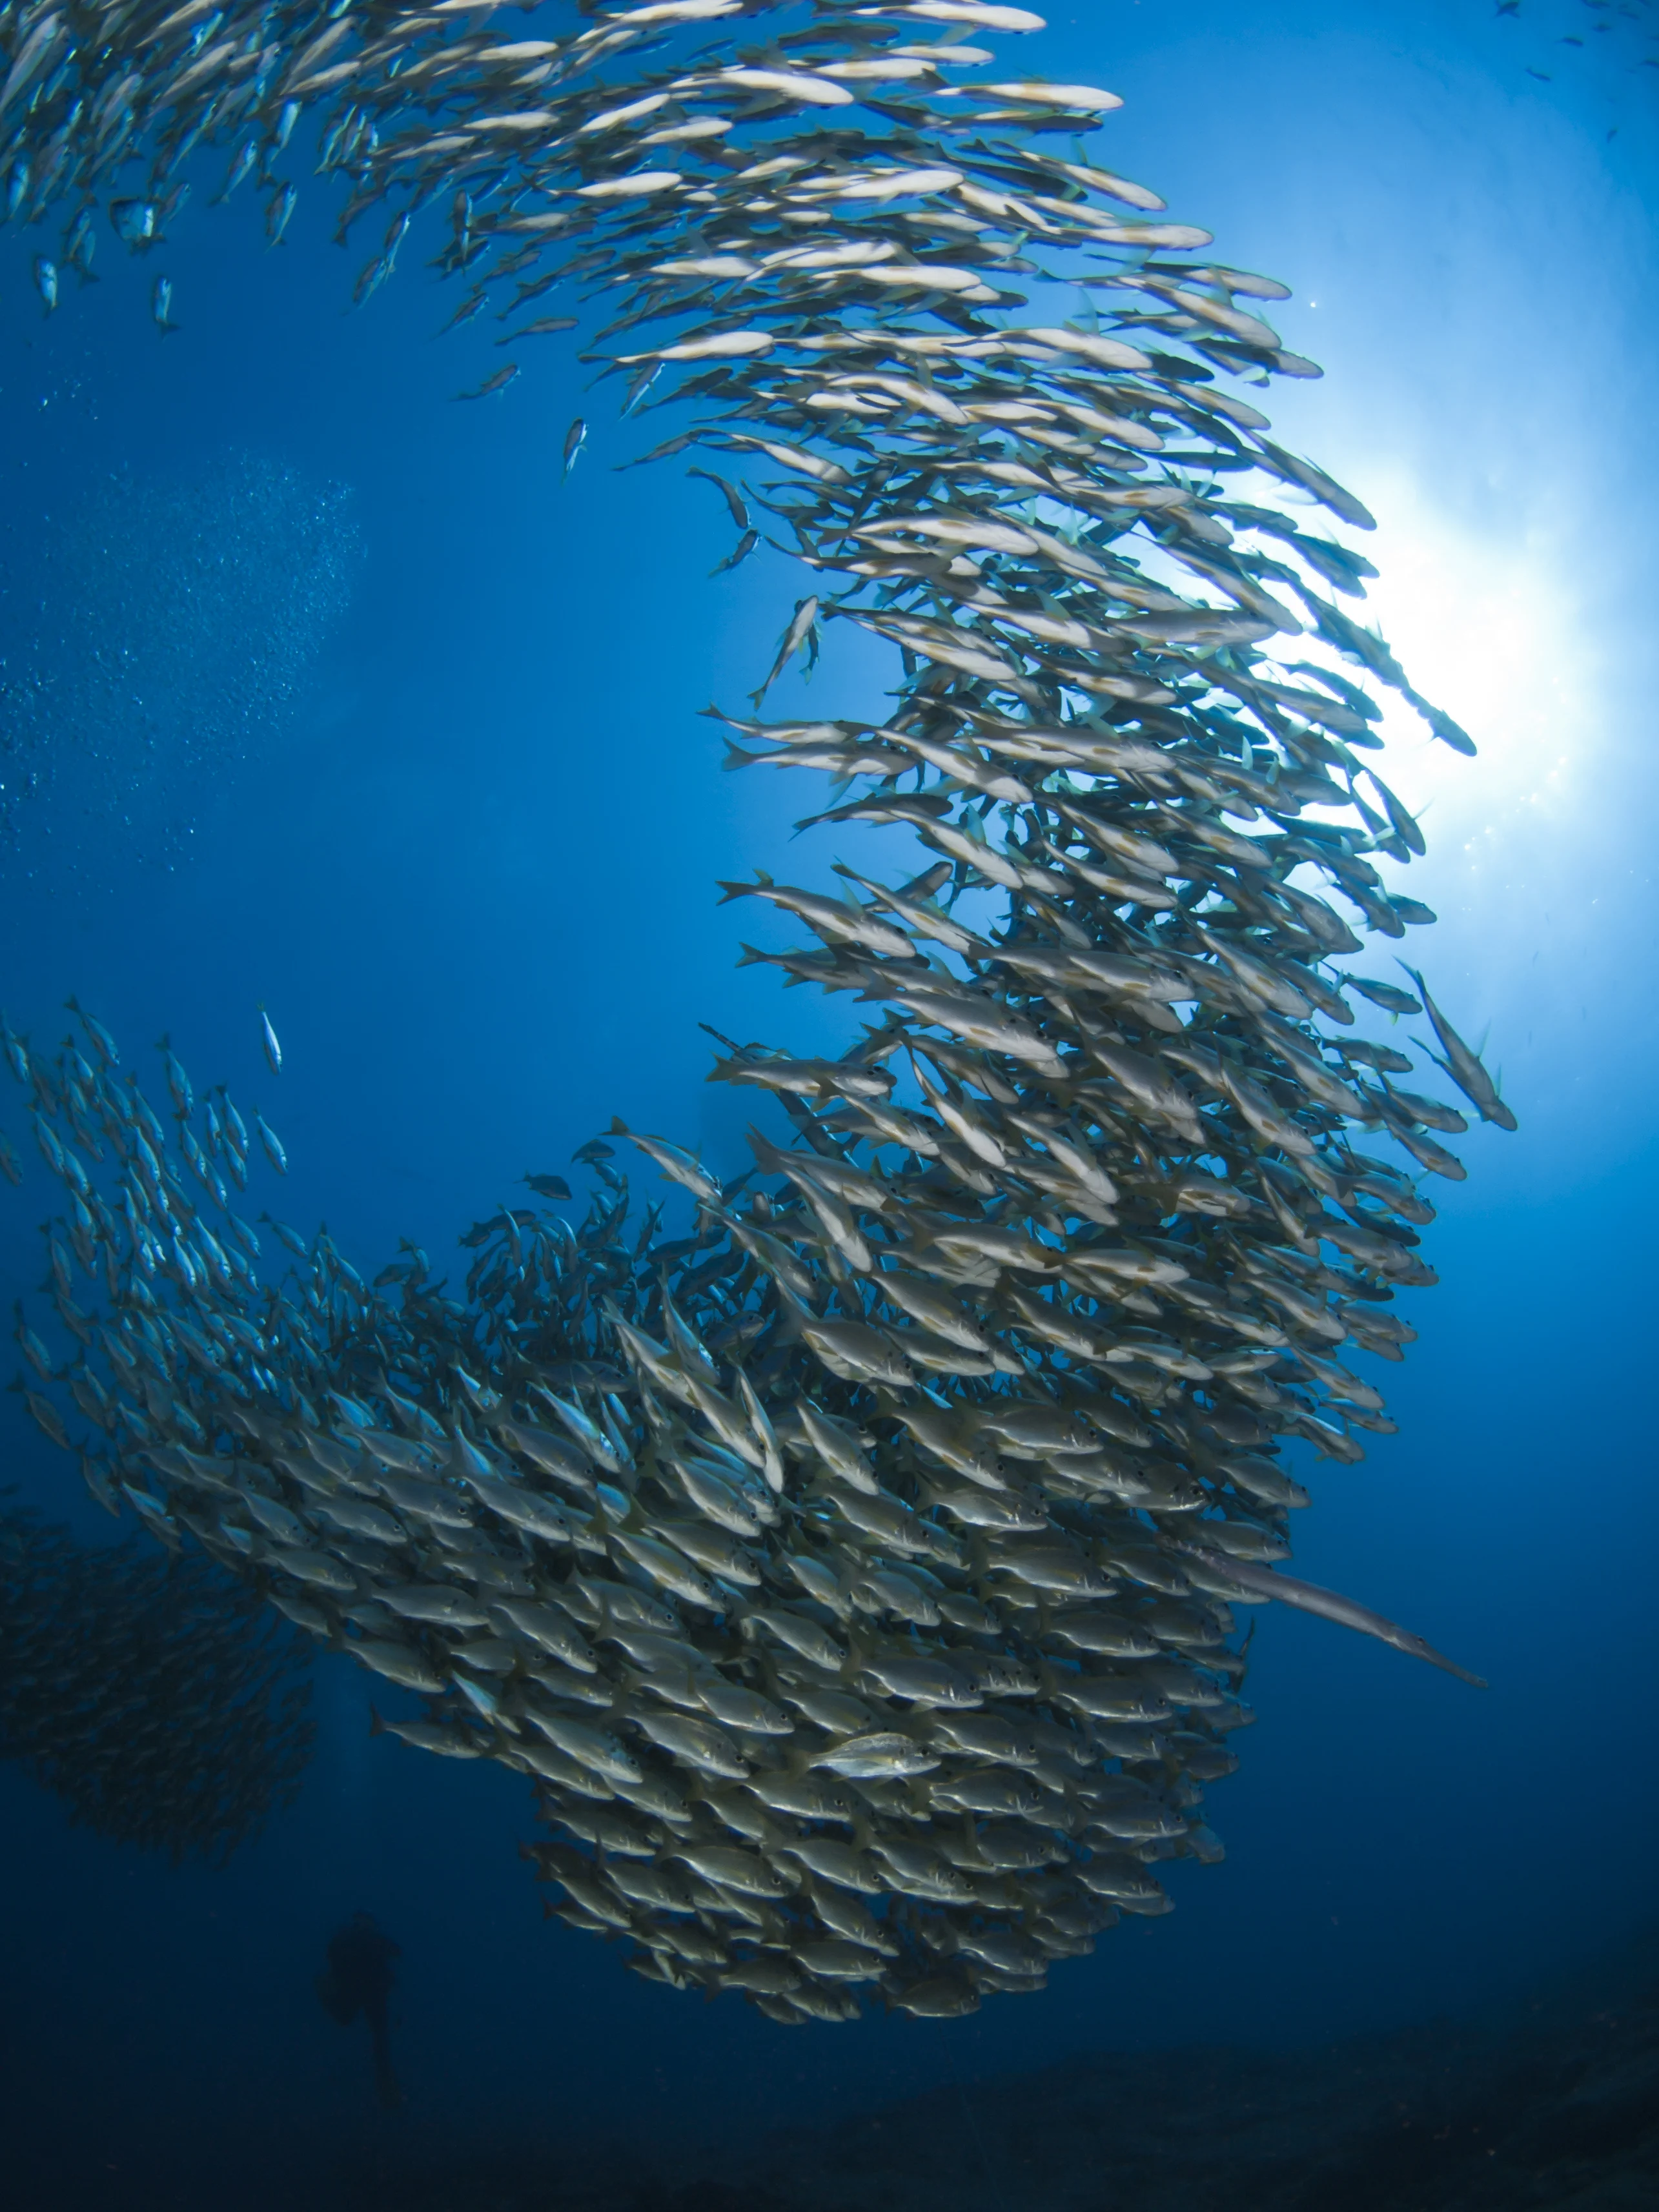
(0, 1498, 315, 1861)
(1, 0, 1514, 2022)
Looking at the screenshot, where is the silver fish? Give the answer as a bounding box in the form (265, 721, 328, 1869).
(0, 0, 1504, 2034)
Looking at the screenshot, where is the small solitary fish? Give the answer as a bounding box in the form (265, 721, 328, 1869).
(496, 314, 576, 344)
(454, 362, 518, 401)
(151, 275, 178, 334)
(214, 140, 258, 204)
(253, 1110, 287, 1174)
(65, 207, 96, 279)
(562, 417, 587, 479)
(1403, 967, 1518, 1131)
(689, 467, 749, 530)
(110, 198, 156, 247)
(1340, 974, 1420, 1017)
(751, 594, 819, 705)
(710, 527, 759, 576)
(259, 1006, 282, 1077)
(266, 184, 297, 246)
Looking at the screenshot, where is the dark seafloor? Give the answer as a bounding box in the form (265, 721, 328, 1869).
(343, 1929, 1659, 2212)
(0, 2, 1655, 2209)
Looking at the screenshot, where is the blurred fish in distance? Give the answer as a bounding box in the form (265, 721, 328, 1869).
(0, 1502, 314, 1865)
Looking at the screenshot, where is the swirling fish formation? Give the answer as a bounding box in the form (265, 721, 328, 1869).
(0, 1500, 315, 1862)
(2, 0, 1512, 2021)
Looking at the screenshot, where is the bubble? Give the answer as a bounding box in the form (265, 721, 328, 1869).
(0, 450, 360, 877)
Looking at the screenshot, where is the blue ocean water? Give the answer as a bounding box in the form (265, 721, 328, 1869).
(0, 3, 1653, 2205)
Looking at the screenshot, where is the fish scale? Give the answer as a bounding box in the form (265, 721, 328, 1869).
(0, 0, 1509, 2026)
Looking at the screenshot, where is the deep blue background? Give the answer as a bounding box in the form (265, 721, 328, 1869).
(0, 4, 1653, 2204)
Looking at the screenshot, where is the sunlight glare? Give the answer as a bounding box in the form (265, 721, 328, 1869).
(1343, 471, 1599, 857)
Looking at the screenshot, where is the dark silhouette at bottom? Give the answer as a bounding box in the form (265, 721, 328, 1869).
(316, 1911, 402, 2110)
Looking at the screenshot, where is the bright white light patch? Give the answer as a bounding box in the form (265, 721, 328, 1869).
(1334, 471, 1600, 853)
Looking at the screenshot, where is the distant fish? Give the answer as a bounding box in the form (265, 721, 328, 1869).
(65, 997, 118, 1066)
(440, 291, 486, 334)
(32, 255, 56, 312)
(259, 1006, 283, 1077)
(213, 140, 258, 205)
(0, 1502, 315, 1860)
(109, 198, 156, 247)
(622, 360, 662, 414)
(562, 416, 587, 479)
(522, 1172, 572, 1200)
(64, 207, 96, 280)
(266, 184, 297, 246)
(151, 275, 178, 334)
(1402, 966, 1518, 1130)
(14, 1303, 55, 1381)
(751, 596, 819, 705)
(496, 315, 576, 344)
(1338, 975, 1421, 1018)
(1171, 1541, 1488, 1689)
(252, 1110, 287, 1174)
(689, 467, 750, 530)
(454, 362, 518, 401)
(710, 527, 759, 576)
(156, 1034, 193, 1118)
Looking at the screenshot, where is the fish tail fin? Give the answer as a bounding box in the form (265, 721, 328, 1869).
(368, 1704, 386, 1737)
(771, 1290, 809, 1346)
